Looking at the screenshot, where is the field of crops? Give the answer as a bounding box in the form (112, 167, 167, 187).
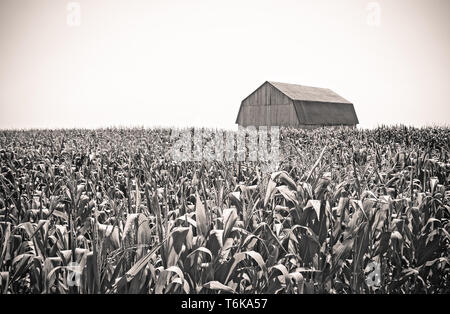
(0, 126, 449, 294)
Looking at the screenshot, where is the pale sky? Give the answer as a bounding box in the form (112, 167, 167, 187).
(0, 0, 449, 129)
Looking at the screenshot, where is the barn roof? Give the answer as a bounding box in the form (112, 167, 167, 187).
(268, 81, 358, 125)
(268, 81, 351, 104)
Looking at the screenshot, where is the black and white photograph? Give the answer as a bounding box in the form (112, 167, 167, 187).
(0, 0, 449, 302)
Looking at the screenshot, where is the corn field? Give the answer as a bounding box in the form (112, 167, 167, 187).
(0, 126, 449, 294)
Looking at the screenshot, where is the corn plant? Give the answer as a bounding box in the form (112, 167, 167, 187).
(0, 126, 449, 294)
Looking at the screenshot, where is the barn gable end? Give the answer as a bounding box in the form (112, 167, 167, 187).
(235, 82, 298, 127)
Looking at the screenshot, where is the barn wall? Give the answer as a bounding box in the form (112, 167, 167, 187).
(297, 124, 356, 129)
(293, 101, 359, 125)
(237, 82, 298, 127)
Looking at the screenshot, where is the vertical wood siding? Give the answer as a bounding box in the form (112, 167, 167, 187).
(237, 82, 298, 127)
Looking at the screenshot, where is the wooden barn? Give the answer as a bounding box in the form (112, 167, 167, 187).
(235, 81, 359, 128)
